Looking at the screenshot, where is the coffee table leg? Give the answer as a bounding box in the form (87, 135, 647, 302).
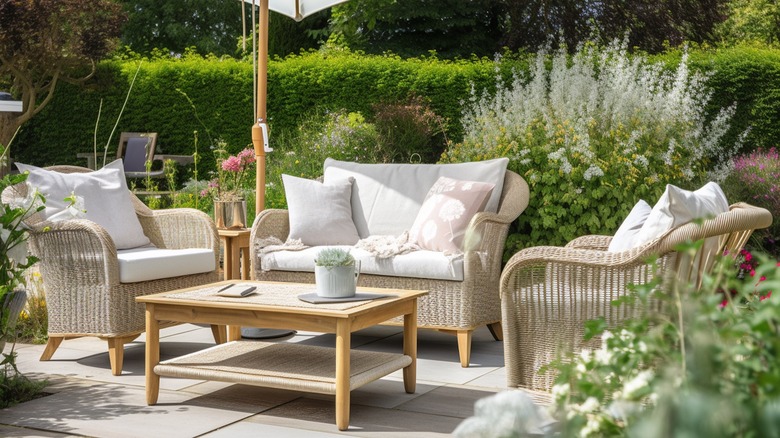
(335, 319, 351, 430)
(145, 305, 160, 405)
(403, 299, 418, 393)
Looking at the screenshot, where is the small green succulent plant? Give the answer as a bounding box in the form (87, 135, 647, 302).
(314, 248, 355, 269)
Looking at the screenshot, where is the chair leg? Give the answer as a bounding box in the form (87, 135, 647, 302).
(457, 330, 472, 367)
(40, 336, 64, 361)
(105, 335, 139, 376)
(487, 322, 503, 341)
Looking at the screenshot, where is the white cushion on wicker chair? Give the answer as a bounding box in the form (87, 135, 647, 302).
(632, 182, 729, 249)
(16, 159, 151, 249)
(117, 247, 216, 283)
(261, 246, 464, 281)
(608, 199, 652, 252)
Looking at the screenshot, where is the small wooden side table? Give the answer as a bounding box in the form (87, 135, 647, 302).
(217, 228, 250, 281)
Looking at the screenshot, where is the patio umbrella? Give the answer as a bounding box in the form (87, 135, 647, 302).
(245, 0, 348, 214)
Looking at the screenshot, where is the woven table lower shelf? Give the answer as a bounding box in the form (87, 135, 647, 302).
(155, 340, 412, 394)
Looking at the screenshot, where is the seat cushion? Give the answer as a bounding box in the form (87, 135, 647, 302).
(16, 159, 151, 249)
(261, 246, 464, 281)
(117, 247, 216, 283)
(323, 158, 508, 238)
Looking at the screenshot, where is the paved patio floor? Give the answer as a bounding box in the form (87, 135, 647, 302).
(0, 323, 546, 437)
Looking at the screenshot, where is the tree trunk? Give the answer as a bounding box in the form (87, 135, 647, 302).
(0, 114, 23, 176)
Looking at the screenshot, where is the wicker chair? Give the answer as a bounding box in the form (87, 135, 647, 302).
(250, 170, 530, 367)
(6, 165, 220, 375)
(500, 203, 773, 392)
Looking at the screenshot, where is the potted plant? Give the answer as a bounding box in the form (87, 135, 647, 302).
(201, 142, 255, 229)
(314, 248, 360, 298)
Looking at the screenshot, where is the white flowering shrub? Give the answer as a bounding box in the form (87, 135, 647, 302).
(443, 39, 740, 251)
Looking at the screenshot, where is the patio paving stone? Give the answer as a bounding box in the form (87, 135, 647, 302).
(0, 322, 533, 437)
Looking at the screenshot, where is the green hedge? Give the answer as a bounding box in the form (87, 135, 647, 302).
(651, 45, 780, 155)
(13, 51, 509, 175)
(15, 46, 780, 173)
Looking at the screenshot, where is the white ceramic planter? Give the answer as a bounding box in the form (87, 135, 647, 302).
(315, 264, 360, 298)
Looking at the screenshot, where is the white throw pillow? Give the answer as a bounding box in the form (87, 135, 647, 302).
(282, 174, 360, 246)
(608, 200, 652, 252)
(409, 177, 495, 254)
(16, 159, 151, 249)
(631, 182, 729, 249)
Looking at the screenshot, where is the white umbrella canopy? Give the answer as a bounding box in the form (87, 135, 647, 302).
(244, 0, 348, 214)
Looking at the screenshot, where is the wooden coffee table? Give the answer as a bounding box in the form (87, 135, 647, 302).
(136, 281, 427, 430)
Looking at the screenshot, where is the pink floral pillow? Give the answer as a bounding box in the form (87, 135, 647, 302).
(410, 177, 495, 254)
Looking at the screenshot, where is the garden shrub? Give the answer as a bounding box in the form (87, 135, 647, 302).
(722, 147, 780, 256)
(548, 246, 780, 437)
(264, 109, 382, 209)
(372, 96, 448, 164)
(443, 40, 741, 254)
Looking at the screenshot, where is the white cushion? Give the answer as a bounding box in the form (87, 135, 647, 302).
(282, 174, 360, 246)
(323, 158, 508, 238)
(608, 200, 652, 252)
(261, 246, 464, 281)
(631, 182, 729, 249)
(116, 247, 216, 283)
(410, 177, 494, 253)
(16, 159, 151, 249)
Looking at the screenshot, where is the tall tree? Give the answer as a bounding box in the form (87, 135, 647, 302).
(716, 0, 780, 45)
(119, 0, 248, 56)
(0, 0, 125, 149)
(329, 0, 508, 59)
(501, 0, 728, 53)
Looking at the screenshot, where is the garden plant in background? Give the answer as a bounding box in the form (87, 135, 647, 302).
(201, 142, 256, 202)
(722, 147, 780, 257)
(443, 39, 742, 254)
(0, 145, 48, 407)
(547, 243, 780, 437)
(372, 96, 449, 164)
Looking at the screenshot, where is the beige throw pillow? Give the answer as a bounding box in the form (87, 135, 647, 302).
(16, 159, 151, 249)
(282, 174, 360, 246)
(410, 177, 495, 254)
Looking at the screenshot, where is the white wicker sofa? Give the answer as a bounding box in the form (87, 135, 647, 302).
(250, 158, 530, 366)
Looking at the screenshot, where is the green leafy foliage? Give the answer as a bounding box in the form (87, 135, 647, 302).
(549, 247, 780, 436)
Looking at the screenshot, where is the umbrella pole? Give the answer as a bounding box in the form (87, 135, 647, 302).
(252, 0, 270, 215)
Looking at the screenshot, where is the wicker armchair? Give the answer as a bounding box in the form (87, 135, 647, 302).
(500, 203, 773, 392)
(6, 165, 220, 375)
(251, 170, 530, 367)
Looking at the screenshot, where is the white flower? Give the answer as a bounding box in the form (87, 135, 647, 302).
(580, 417, 602, 437)
(552, 383, 570, 401)
(579, 397, 600, 413)
(623, 370, 654, 399)
(583, 165, 604, 181)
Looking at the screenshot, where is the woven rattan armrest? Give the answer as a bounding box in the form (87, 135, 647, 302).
(140, 208, 219, 252)
(565, 234, 613, 250)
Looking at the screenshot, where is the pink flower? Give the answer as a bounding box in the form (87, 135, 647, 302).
(238, 148, 256, 164)
(760, 291, 772, 301)
(222, 156, 242, 172)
